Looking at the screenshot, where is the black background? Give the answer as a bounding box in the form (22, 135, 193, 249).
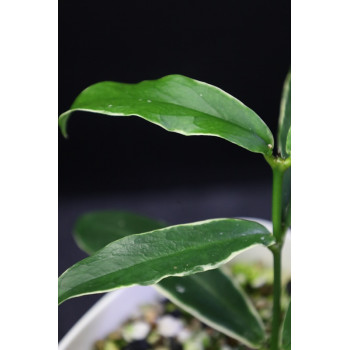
(59, 0, 290, 196)
(59, 0, 290, 341)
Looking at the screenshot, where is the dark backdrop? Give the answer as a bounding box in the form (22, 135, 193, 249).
(59, 0, 291, 196)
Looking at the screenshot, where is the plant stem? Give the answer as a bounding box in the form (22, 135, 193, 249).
(269, 166, 285, 350)
(270, 247, 282, 350)
(272, 167, 284, 244)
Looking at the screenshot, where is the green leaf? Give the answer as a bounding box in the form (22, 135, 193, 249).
(282, 302, 291, 350)
(277, 72, 291, 158)
(73, 211, 266, 348)
(158, 270, 265, 348)
(286, 127, 291, 155)
(59, 75, 274, 155)
(59, 218, 274, 305)
(74, 211, 165, 255)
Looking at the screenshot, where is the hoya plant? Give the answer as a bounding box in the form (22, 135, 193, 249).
(58, 73, 291, 350)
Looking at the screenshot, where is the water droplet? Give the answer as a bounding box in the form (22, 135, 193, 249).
(199, 93, 203, 97)
(219, 232, 223, 235)
(108, 104, 112, 107)
(147, 99, 152, 103)
(176, 285, 185, 293)
(260, 236, 265, 240)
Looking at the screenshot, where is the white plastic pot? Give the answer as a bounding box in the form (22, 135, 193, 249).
(58, 218, 291, 350)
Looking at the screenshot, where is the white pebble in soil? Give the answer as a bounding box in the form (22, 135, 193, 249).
(177, 328, 192, 343)
(157, 315, 184, 337)
(251, 275, 267, 288)
(183, 338, 204, 350)
(122, 321, 151, 341)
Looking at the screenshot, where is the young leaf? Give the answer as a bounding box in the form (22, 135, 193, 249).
(73, 211, 266, 348)
(282, 302, 291, 350)
(58, 218, 274, 305)
(277, 72, 291, 230)
(277, 72, 291, 158)
(286, 127, 291, 155)
(74, 211, 165, 255)
(59, 75, 274, 155)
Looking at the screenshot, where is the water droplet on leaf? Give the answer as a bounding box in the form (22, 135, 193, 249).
(176, 285, 185, 293)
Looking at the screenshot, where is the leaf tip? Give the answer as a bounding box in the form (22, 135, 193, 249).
(58, 112, 71, 139)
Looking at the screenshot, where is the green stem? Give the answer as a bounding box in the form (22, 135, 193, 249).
(270, 247, 282, 350)
(269, 166, 285, 350)
(272, 167, 284, 244)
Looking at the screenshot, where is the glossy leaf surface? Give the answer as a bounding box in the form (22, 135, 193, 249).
(282, 302, 291, 350)
(59, 218, 274, 305)
(74, 211, 165, 255)
(277, 72, 291, 158)
(73, 211, 266, 348)
(59, 75, 274, 155)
